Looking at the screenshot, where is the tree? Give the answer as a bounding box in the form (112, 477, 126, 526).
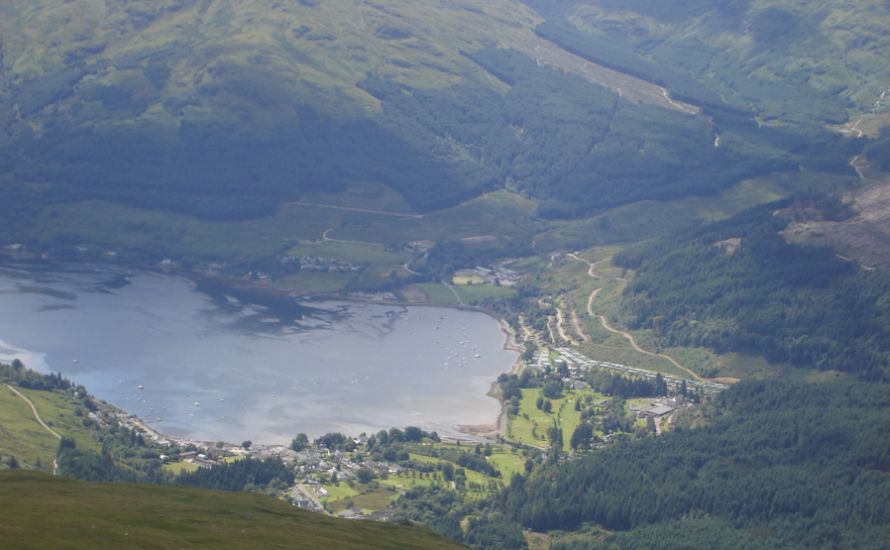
(316, 432, 354, 451)
(547, 423, 562, 448)
(356, 467, 374, 484)
(543, 380, 563, 399)
(241, 440, 252, 449)
(522, 341, 538, 361)
(547, 423, 563, 464)
(570, 422, 594, 451)
(655, 373, 668, 396)
(442, 462, 455, 482)
(454, 469, 466, 490)
(542, 399, 552, 413)
(404, 426, 424, 442)
(291, 433, 309, 452)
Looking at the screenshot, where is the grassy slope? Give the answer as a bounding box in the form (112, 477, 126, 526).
(557, 0, 890, 121)
(0, 1, 857, 288)
(319, 442, 528, 514)
(0, 0, 539, 114)
(0, 387, 57, 467)
(507, 388, 604, 451)
(0, 386, 99, 468)
(0, 471, 464, 549)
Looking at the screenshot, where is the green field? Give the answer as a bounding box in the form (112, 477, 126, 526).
(161, 461, 201, 475)
(405, 453, 497, 500)
(0, 388, 59, 468)
(0, 386, 99, 469)
(415, 283, 462, 306)
(289, 240, 405, 265)
(0, 472, 463, 549)
(319, 442, 518, 514)
(452, 274, 486, 285)
(484, 447, 527, 480)
(452, 284, 518, 305)
(378, 471, 438, 492)
(507, 388, 606, 451)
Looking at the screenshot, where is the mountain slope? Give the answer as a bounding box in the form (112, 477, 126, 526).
(522, 0, 890, 124)
(0, 0, 859, 226)
(0, 0, 542, 217)
(0, 471, 464, 549)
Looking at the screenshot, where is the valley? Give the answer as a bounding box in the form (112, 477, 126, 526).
(2, 0, 890, 548)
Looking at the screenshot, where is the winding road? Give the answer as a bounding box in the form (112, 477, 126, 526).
(850, 155, 882, 185)
(570, 307, 590, 343)
(444, 282, 466, 306)
(6, 384, 61, 441)
(291, 201, 423, 219)
(568, 254, 704, 382)
(6, 383, 61, 474)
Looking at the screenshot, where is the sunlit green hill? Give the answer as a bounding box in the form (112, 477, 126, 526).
(0, 0, 869, 225)
(0, 0, 881, 285)
(0, 0, 544, 217)
(523, 0, 890, 124)
(0, 471, 464, 549)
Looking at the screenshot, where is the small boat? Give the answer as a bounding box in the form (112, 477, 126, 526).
(193, 401, 200, 407)
(137, 384, 144, 390)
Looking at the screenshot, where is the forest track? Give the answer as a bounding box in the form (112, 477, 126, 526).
(510, 34, 700, 116)
(570, 255, 704, 382)
(444, 282, 465, 306)
(6, 383, 62, 474)
(570, 307, 590, 343)
(5, 384, 61, 441)
(554, 302, 579, 346)
(291, 201, 423, 219)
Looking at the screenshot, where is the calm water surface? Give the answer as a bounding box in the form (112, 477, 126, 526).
(0, 264, 516, 443)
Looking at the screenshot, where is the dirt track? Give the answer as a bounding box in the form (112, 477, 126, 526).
(509, 35, 700, 116)
(570, 255, 704, 382)
(5, 384, 61, 441)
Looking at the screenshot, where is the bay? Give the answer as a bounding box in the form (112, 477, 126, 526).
(0, 264, 516, 444)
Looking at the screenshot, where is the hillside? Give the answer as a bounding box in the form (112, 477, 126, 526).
(523, 0, 890, 124)
(0, 471, 464, 549)
(612, 200, 890, 380)
(0, 0, 860, 229)
(496, 379, 890, 549)
(0, 0, 540, 217)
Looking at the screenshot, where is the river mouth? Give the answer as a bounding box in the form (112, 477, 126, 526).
(0, 263, 516, 444)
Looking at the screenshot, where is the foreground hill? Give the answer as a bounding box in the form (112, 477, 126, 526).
(0, 471, 463, 549)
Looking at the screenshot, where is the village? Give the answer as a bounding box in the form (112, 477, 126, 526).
(104, 332, 705, 520)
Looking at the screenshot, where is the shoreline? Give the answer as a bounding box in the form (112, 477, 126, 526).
(460, 318, 525, 439)
(0, 256, 524, 447)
